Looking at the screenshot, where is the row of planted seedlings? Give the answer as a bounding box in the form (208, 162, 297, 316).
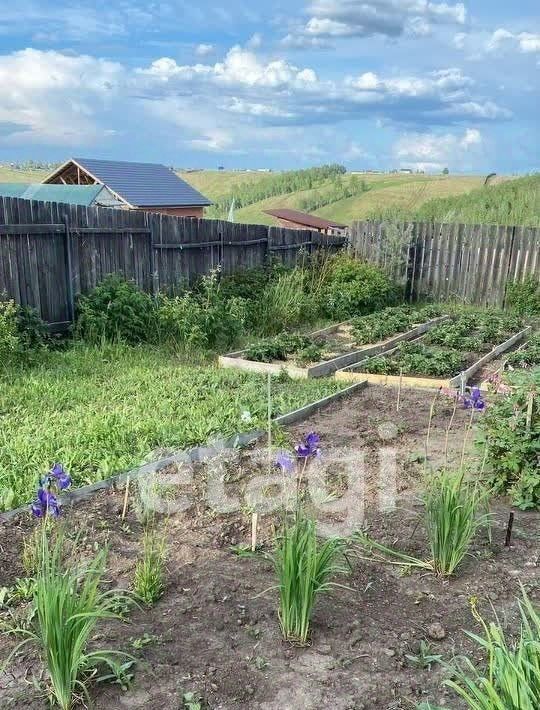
(219, 304, 448, 378)
(2, 367, 538, 709)
(337, 309, 532, 390)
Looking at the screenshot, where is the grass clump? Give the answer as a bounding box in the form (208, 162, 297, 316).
(134, 525, 167, 606)
(446, 589, 540, 709)
(6, 530, 131, 709)
(424, 470, 490, 576)
(270, 514, 347, 644)
(355, 469, 489, 577)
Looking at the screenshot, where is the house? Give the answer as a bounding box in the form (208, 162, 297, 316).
(0, 183, 123, 207)
(43, 157, 212, 217)
(264, 208, 347, 235)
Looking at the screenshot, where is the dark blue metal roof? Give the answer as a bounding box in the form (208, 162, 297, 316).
(72, 157, 212, 207)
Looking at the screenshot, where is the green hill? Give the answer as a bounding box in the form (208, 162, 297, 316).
(384, 174, 540, 227)
(3, 164, 533, 227)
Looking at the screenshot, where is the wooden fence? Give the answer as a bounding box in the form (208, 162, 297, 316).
(350, 221, 540, 307)
(0, 196, 345, 329)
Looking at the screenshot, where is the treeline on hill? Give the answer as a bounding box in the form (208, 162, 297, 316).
(367, 174, 540, 226)
(298, 174, 368, 212)
(206, 164, 349, 218)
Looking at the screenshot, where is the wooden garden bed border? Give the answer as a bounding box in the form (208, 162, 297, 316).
(0, 380, 367, 521)
(336, 326, 532, 391)
(219, 316, 450, 379)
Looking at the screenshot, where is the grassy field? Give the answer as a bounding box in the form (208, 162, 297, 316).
(0, 166, 50, 182)
(394, 174, 540, 227)
(0, 343, 344, 509)
(179, 171, 488, 226)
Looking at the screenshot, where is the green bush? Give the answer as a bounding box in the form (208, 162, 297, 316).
(322, 254, 399, 320)
(506, 277, 540, 315)
(480, 369, 539, 509)
(74, 275, 155, 344)
(0, 299, 20, 361)
(256, 269, 316, 334)
(157, 271, 247, 350)
(16, 305, 50, 351)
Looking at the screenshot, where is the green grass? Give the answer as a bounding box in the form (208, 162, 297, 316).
(0, 343, 345, 508)
(369, 175, 540, 226)
(0, 166, 50, 182)
(184, 171, 490, 226)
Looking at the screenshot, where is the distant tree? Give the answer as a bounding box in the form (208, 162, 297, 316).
(442, 167, 450, 175)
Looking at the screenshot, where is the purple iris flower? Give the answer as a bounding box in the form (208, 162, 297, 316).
(31, 487, 60, 518)
(295, 432, 321, 459)
(48, 463, 72, 490)
(461, 386, 486, 410)
(275, 451, 295, 473)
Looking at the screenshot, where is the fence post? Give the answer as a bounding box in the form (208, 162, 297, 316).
(501, 224, 517, 309)
(62, 214, 75, 323)
(148, 214, 159, 296)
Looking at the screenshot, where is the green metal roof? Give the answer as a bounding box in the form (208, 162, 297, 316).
(0, 183, 105, 206)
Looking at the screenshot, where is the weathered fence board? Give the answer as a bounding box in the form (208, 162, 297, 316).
(350, 220, 540, 308)
(0, 196, 345, 328)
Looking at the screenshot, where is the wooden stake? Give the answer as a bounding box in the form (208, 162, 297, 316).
(525, 392, 534, 433)
(251, 512, 258, 552)
(444, 394, 458, 465)
(121, 475, 130, 520)
(396, 368, 403, 412)
(505, 511, 514, 547)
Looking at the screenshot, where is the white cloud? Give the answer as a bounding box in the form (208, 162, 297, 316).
(0, 44, 510, 160)
(195, 43, 214, 57)
(346, 67, 473, 97)
(0, 48, 121, 145)
(394, 127, 483, 171)
(290, 0, 466, 43)
(246, 33, 263, 49)
(453, 31, 467, 49)
(486, 28, 540, 54)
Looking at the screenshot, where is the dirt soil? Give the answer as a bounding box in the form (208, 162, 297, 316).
(1, 385, 539, 710)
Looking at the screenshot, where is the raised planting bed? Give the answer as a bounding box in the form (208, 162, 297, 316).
(219, 305, 449, 379)
(337, 310, 532, 391)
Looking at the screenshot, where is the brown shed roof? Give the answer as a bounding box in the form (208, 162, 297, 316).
(263, 209, 347, 230)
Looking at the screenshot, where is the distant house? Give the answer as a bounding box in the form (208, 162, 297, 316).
(264, 208, 347, 235)
(0, 183, 122, 207)
(43, 157, 212, 217)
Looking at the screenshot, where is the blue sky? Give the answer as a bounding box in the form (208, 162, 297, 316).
(0, 1, 538, 173)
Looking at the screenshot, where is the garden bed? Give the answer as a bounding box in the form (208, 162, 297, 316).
(337, 312, 531, 391)
(1, 385, 538, 710)
(219, 307, 449, 379)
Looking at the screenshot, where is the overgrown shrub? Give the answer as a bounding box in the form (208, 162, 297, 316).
(480, 369, 539, 509)
(0, 299, 20, 361)
(16, 305, 50, 351)
(255, 268, 316, 334)
(74, 275, 155, 344)
(156, 271, 247, 350)
(321, 254, 399, 320)
(506, 277, 540, 315)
